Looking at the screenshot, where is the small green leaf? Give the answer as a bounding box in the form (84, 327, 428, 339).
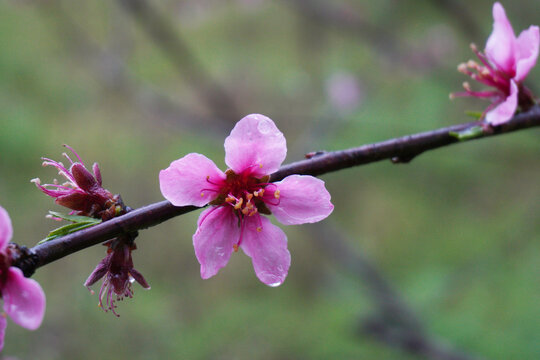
(48, 211, 100, 223)
(465, 111, 483, 119)
(449, 126, 484, 141)
(39, 213, 102, 244)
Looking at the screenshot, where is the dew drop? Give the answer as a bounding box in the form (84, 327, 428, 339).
(257, 118, 273, 134)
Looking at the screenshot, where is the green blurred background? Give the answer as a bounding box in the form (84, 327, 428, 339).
(1, 0, 539, 359)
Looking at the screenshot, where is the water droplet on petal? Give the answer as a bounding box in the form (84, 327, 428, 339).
(257, 118, 272, 134)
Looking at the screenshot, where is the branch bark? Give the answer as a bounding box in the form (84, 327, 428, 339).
(14, 105, 540, 275)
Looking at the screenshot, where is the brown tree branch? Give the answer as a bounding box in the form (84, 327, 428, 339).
(13, 105, 540, 275)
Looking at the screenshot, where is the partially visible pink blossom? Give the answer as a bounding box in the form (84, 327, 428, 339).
(160, 114, 334, 286)
(32, 145, 126, 221)
(452, 2, 539, 125)
(84, 236, 150, 317)
(0, 206, 46, 352)
(326, 72, 364, 113)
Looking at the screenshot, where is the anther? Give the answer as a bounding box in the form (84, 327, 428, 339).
(254, 189, 264, 197)
(233, 244, 239, 252)
(259, 164, 263, 169)
(200, 192, 205, 197)
(234, 198, 243, 210)
(256, 227, 262, 232)
(274, 190, 280, 199)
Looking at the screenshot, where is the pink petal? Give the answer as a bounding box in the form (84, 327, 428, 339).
(224, 114, 287, 177)
(0, 314, 5, 352)
(193, 207, 239, 279)
(0, 206, 12, 252)
(485, 2, 517, 74)
(514, 25, 540, 82)
(266, 175, 334, 225)
(240, 215, 290, 287)
(3, 267, 45, 330)
(159, 153, 226, 207)
(485, 80, 518, 126)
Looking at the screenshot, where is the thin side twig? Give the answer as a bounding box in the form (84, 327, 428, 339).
(309, 223, 483, 360)
(117, 0, 241, 122)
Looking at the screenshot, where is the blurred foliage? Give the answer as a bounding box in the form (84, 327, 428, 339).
(0, 0, 539, 359)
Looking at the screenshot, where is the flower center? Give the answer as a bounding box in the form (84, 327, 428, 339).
(216, 169, 279, 217)
(205, 169, 282, 251)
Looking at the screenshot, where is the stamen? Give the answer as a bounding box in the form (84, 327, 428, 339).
(234, 198, 244, 210)
(274, 189, 280, 199)
(256, 227, 262, 232)
(201, 192, 205, 197)
(233, 244, 239, 252)
(63, 144, 84, 164)
(62, 152, 75, 165)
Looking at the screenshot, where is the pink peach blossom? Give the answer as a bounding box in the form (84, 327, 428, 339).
(160, 114, 334, 286)
(452, 2, 539, 125)
(0, 206, 46, 351)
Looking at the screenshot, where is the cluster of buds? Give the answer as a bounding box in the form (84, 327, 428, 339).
(32, 145, 127, 221)
(33, 146, 149, 316)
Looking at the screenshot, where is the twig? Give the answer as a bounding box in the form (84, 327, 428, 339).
(13, 105, 540, 274)
(117, 0, 241, 122)
(430, 0, 483, 40)
(362, 317, 482, 360)
(284, 0, 440, 70)
(309, 223, 483, 360)
(45, 1, 229, 136)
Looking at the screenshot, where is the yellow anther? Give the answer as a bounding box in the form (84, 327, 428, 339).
(200, 192, 205, 197)
(249, 209, 258, 217)
(259, 164, 263, 169)
(233, 244, 239, 252)
(256, 227, 262, 232)
(225, 195, 235, 203)
(274, 190, 280, 199)
(242, 207, 249, 215)
(234, 198, 244, 210)
(254, 189, 265, 197)
(246, 193, 253, 201)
